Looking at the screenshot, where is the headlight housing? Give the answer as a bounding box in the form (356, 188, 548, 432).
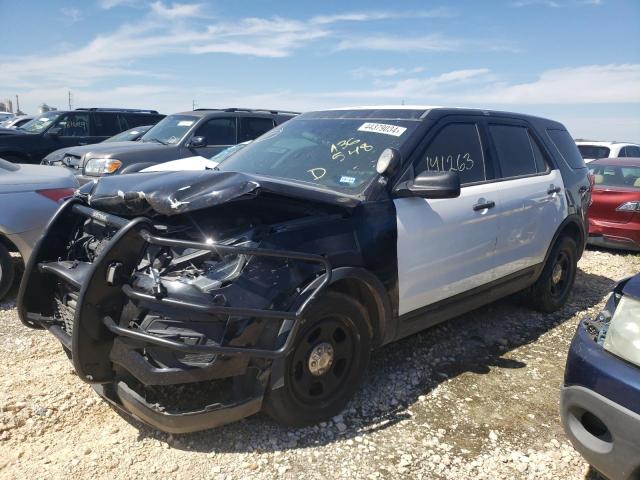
(84, 158, 122, 176)
(603, 295, 640, 367)
(42, 150, 65, 164)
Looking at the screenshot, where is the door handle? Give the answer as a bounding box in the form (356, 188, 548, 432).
(78, 142, 88, 146)
(473, 200, 495, 211)
(547, 185, 562, 195)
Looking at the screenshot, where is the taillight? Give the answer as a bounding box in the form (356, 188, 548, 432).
(616, 201, 640, 212)
(36, 187, 76, 203)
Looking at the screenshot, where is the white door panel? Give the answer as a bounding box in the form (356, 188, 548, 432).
(493, 169, 567, 280)
(395, 182, 499, 316)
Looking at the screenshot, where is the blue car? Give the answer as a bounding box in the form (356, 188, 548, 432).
(561, 274, 640, 480)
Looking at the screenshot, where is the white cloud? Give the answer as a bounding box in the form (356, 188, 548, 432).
(337, 34, 460, 52)
(61, 7, 82, 22)
(350, 67, 426, 79)
(99, 0, 141, 9)
(150, 1, 203, 19)
(310, 8, 452, 25)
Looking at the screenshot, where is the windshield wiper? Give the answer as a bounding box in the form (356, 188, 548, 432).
(146, 137, 168, 145)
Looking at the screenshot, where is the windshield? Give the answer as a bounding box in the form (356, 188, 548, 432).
(578, 145, 610, 159)
(19, 111, 63, 133)
(103, 125, 150, 143)
(589, 164, 640, 189)
(217, 117, 419, 192)
(141, 115, 196, 145)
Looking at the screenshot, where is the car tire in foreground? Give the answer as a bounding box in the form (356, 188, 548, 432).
(264, 291, 372, 427)
(0, 242, 15, 301)
(527, 235, 578, 313)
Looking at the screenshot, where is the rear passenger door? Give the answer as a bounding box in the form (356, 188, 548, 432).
(395, 117, 500, 316)
(238, 116, 275, 142)
(487, 120, 567, 279)
(92, 112, 121, 142)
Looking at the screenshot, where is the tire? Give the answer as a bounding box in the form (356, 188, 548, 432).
(264, 291, 372, 427)
(526, 236, 578, 313)
(0, 242, 15, 301)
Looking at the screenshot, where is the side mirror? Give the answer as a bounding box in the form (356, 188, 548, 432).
(376, 148, 401, 176)
(394, 171, 461, 199)
(189, 136, 206, 148)
(47, 127, 62, 137)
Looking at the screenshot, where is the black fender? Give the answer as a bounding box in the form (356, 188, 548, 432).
(269, 266, 393, 390)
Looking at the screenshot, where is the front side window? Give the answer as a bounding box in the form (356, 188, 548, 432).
(19, 111, 63, 133)
(417, 123, 486, 185)
(54, 113, 90, 137)
(217, 117, 420, 192)
(141, 114, 197, 145)
(194, 117, 237, 146)
(489, 124, 546, 178)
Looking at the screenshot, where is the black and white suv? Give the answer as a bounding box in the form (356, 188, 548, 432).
(19, 106, 591, 433)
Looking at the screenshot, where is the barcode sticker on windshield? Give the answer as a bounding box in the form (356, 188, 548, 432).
(358, 122, 407, 137)
(177, 120, 194, 127)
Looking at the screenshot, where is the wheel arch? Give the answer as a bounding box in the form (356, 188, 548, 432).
(303, 267, 394, 349)
(552, 215, 586, 260)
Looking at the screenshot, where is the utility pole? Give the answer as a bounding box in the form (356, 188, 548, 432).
(192, 99, 197, 110)
(68, 91, 73, 110)
(15, 95, 20, 114)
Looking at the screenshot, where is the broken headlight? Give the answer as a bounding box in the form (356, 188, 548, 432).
(603, 295, 640, 368)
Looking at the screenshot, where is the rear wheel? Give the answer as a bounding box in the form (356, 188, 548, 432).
(0, 242, 15, 301)
(526, 236, 577, 313)
(264, 291, 372, 427)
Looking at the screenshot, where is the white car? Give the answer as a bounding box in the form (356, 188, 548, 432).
(575, 141, 640, 163)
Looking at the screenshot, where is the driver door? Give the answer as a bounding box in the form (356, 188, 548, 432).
(394, 118, 500, 317)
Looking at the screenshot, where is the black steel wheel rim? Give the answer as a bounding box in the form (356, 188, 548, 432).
(289, 315, 358, 405)
(550, 250, 571, 298)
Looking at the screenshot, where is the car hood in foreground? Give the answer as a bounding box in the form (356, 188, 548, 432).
(86, 169, 362, 217)
(0, 163, 78, 191)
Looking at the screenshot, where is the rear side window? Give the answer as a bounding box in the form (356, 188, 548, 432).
(577, 144, 610, 160)
(121, 114, 163, 129)
(547, 129, 586, 169)
(239, 117, 275, 142)
(489, 124, 547, 178)
(418, 123, 486, 185)
(194, 117, 237, 145)
(93, 113, 120, 136)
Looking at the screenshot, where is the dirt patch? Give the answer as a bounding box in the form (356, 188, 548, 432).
(1, 248, 638, 479)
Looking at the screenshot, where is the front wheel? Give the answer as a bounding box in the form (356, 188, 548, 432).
(264, 291, 372, 427)
(526, 236, 578, 313)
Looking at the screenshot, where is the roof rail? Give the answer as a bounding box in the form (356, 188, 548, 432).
(194, 107, 299, 115)
(75, 108, 160, 114)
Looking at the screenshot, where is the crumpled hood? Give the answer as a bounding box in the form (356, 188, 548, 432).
(85, 169, 361, 216)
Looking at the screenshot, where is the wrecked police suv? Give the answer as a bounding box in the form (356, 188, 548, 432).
(19, 106, 591, 433)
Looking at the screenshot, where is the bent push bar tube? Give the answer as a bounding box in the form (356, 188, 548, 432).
(102, 228, 333, 359)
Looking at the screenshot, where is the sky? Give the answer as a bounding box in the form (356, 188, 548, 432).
(0, 0, 638, 141)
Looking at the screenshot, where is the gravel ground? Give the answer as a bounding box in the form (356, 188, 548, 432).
(1, 248, 639, 480)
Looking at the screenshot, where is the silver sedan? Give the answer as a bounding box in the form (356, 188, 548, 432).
(0, 159, 78, 300)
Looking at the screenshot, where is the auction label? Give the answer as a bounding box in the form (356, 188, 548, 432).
(358, 122, 407, 137)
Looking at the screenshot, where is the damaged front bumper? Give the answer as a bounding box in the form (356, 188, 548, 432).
(18, 200, 332, 433)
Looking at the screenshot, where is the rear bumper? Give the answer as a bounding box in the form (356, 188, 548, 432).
(560, 321, 640, 480)
(588, 218, 640, 251)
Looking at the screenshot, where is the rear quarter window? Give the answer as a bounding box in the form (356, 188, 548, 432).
(547, 129, 586, 169)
